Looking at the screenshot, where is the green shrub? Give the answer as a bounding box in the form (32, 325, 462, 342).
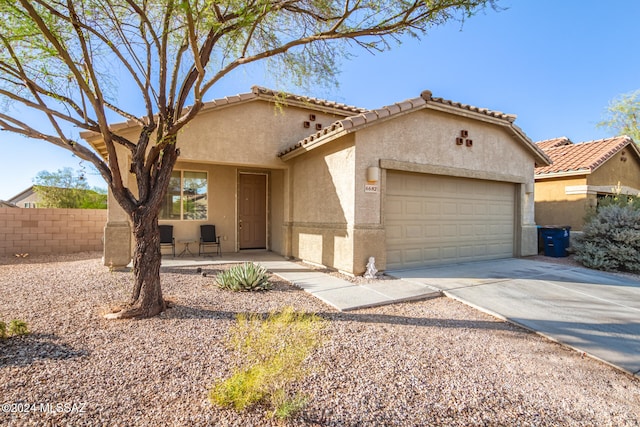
(574, 204, 640, 272)
(8, 319, 29, 336)
(216, 262, 272, 291)
(272, 391, 308, 420)
(209, 307, 327, 419)
(0, 319, 29, 338)
(209, 365, 265, 410)
(584, 184, 640, 223)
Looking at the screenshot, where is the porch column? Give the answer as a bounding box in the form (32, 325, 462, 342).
(103, 189, 131, 267)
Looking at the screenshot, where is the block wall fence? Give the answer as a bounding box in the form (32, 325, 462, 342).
(0, 208, 107, 257)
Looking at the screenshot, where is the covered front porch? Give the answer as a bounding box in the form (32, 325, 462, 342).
(104, 161, 290, 266)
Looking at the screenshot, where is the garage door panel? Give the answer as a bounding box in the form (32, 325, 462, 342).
(459, 203, 475, 215)
(405, 248, 425, 264)
(405, 224, 422, 237)
(385, 199, 403, 215)
(442, 202, 458, 215)
(406, 201, 423, 215)
(459, 224, 475, 236)
(386, 224, 403, 240)
(386, 172, 515, 269)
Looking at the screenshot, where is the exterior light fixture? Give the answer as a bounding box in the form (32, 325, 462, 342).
(366, 166, 380, 183)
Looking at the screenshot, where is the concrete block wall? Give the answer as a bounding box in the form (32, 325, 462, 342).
(0, 208, 107, 256)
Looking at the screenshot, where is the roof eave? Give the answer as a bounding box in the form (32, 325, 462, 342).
(80, 86, 368, 160)
(534, 169, 591, 180)
(507, 124, 552, 166)
(588, 136, 640, 173)
(279, 128, 351, 161)
(280, 97, 552, 165)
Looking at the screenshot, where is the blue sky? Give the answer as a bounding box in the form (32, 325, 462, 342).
(1, 0, 638, 200)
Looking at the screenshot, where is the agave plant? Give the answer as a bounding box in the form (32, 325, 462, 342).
(216, 263, 272, 292)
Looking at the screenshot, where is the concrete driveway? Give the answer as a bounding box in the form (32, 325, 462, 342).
(389, 258, 640, 377)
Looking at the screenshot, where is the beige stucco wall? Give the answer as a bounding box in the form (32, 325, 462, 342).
(289, 107, 540, 274)
(289, 136, 356, 273)
(101, 99, 337, 265)
(157, 162, 236, 254)
(534, 176, 587, 230)
(588, 149, 640, 191)
(356, 110, 535, 183)
(98, 98, 542, 273)
(352, 109, 537, 272)
(103, 143, 133, 266)
(125, 162, 286, 258)
(269, 169, 287, 255)
(178, 101, 347, 167)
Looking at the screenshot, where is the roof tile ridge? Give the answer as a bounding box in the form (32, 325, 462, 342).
(250, 85, 367, 113)
(427, 94, 515, 121)
(576, 135, 625, 146)
(536, 136, 571, 144)
(335, 95, 428, 129)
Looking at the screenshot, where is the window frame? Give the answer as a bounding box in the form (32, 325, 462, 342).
(160, 169, 208, 221)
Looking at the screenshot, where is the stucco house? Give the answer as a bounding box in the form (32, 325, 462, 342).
(534, 136, 640, 231)
(5, 185, 107, 209)
(84, 86, 550, 274)
(7, 186, 39, 208)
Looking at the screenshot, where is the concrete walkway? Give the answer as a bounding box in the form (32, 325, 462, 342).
(160, 251, 440, 311)
(389, 258, 640, 377)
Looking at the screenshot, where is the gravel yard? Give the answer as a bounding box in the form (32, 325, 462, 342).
(1, 253, 639, 426)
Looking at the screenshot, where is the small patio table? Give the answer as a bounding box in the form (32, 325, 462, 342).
(178, 239, 196, 257)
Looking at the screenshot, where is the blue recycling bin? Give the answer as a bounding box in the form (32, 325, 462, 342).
(540, 227, 571, 257)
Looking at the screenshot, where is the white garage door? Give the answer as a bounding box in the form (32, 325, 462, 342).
(385, 171, 515, 270)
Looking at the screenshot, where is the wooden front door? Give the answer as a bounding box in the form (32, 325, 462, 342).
(238, 173, 267, 249)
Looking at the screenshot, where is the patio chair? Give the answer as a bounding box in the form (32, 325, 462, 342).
(199, 224, 221, 257)
(159, 224, 175, 257)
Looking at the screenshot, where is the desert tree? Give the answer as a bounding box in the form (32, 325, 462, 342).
(598, 89, 640, 142)
(34, 167, 107, 208)
(0, 0, 497, 318)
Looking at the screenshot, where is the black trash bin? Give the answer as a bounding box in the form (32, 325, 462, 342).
(539, 226, 571, 257)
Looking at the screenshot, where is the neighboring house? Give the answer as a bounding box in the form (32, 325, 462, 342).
(0, 200, 17, 208)
(7, 186, 39, 208)
(534, 136, 640, 231)
(83, 86, 550, 274)
(6, 185, 107, 209)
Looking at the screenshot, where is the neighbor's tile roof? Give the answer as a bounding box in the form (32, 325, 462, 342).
(535, 135, 635, 176)
(535, 137, 572, 150)
(278, 90, 521, 158)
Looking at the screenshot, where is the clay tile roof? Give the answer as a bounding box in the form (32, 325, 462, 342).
(535, 135, 635, 176)
(535, 136, 572, 150)
(278, 90, 522, 158)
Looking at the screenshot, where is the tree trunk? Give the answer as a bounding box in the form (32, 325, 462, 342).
(105, 211, 165, 319)
(104, 132, 179, 320)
